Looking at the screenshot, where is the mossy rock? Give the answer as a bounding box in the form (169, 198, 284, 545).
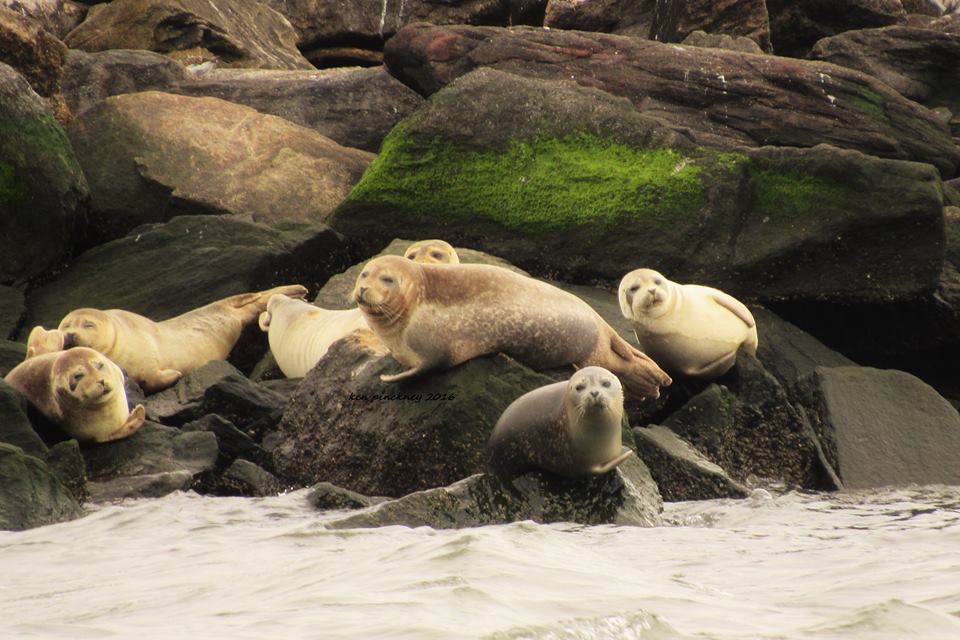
(0, 62, 87, 285)
(332, 68, 944, 302)
(0, 379, 46, 458)
(0, 443, 83, 531)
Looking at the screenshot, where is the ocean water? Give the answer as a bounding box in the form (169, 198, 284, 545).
(1, 486, 958, 639)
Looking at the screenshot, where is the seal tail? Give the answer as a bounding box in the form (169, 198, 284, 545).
(609, 333, 671, 401)
(224, 284, 309, 310)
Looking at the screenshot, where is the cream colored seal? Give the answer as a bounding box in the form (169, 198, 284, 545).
(25, 326, 65, 358)
(487, 366, 631, 479)
(4, 347, 146, 442)
(57, 284, 308, 392)
(258, 294, 373, 378)
(352, 256, 671, 399)
(403, 239, 460, 264)
(618, 268, 758, 378)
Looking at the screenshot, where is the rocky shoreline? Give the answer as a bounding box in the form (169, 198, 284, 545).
(2, 0, 960, 532)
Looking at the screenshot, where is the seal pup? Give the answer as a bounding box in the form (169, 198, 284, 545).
(57, 284, 308, 392)
(352, 256, 671, 399)
(403, 239, 460, 264)
(618, 268, 758, 378)
(4, 347, 146, 442)
(487, 366, 631, 479)
(25, 326, 65, 358)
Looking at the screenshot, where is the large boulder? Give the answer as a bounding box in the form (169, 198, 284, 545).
(0, 379, 47, 457)
(809, 25, 960, 114)
(332, 68, 945, 303)
(752, 306, 857, 386)
(272, 338, 565, 497)
(792, 366, 960, 489)
(0, 443, 82, 530)
(2, 0, 86, 39)
(0, 284, 23, 338)
(0, 339, 26, 376)
(0, 5, 69, 120)
(544, 0, 656, 37)
(62, 49, 188, 117)
(0, 62, 87, 285)
(20, 214, 352, 335)
(172, 66, 424, 152)
(325, 454, 663, 529)
(766, 0, 906, 58)
(649, 0, 772, 51)
(64, 0, 312, 70)
(67, 91, 373, 244)
(382, 24, 959, 177)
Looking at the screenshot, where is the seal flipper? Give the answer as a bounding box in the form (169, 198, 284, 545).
(100, 404, 146, 442)
(690, 351, 737, 378)
(380, 364, 427, 383)
(225, 285, 309, 310)
(589, 448, 633, 474)
(141, 368, 182, 392)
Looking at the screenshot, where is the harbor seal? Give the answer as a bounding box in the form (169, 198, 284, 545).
(25, 326, 65, 358)
(57, 284, 308, 392)
(618, 268, 758, 378)
(487, 366, 631, 479)
(352, 256, 671, 399)
(403, 239, 460, 264)
(258, 294, 376, 378)
(4, 347, 146, 442)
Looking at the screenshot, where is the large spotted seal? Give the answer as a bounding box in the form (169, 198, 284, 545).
(4, 347, 145, 442)
(618, 268, 758, 378)
(403, 239, 460, 264)
(352, 256, 671, 399)
(57, 284, 308, 392)
(487, 366, 631, 479)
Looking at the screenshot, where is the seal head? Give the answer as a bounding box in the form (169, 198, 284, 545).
(403, 239, 460, 265)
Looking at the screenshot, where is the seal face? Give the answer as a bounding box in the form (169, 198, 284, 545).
(4, 347, 146, 442)
(352, 255, 671, 399)
(57, 284, 308, 392)
(403, 239, 460, 265)
(486, 366, 631, 479)
(25, 326, 65, 359)
(618, 268, 758, 378)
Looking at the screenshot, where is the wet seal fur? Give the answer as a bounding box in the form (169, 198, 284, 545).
(403, 239, 460, 265)
(618, 268, 758, 378)
(57, 284, 308, 392)
(487, 366, 631, 479)
(4, 347, 146, 442)
(352, 256, 671, 399)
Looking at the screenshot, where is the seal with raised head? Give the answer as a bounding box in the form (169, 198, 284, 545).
(57, 284, 308, 392)
(618, 268, 758, 378)
(403, 239, 460, 264)
(487, 366, 631, 479)
(352, 256, 671, 399)
(4, 347, 146, 442)
(25, 326, 65, 358)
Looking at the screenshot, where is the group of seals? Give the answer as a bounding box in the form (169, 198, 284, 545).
(618, 268, 757, 378)
(352, 256, 672, 400)
(5, 347, 146, 443)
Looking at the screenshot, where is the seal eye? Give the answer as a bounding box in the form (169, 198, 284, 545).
(82, 322, 95, 329)
(601, 380, 611, 388)
(95, 361, 104, 370)
(380, 276, 395, 285)
(406, 254, 416, 261)
(69, 371, 85, 391)
(654, 278, 662, 286)
(360, 271, 369, 278)
(629, 285, 639, 292)
(575, 384, 586, 392)
(432, 252, 443, 260)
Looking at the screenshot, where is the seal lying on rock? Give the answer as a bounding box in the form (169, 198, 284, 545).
(4, 347, 146, 442)
(487, 366, 631, 479)
(57, 284, 308, 392)
(25, 326, 65, 358)
(618, 268, 758, 378)
(402, 239, 460, 264)
(353, 256, 671, 399)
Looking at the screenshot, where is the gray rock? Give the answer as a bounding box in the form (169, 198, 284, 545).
(220, 459, 281, 497)
(20, 214, 352, 336)
(325, 454, 662, 529)
(173, 66, 424, 153)
(0, 442, 83, 530)
(64, 0, 312, 70)
(2, 0, 86, 39)
(766, 0, 906, 58)
(792, 366, 960, 489)
(544, 0, 656, 37)
(0, 378, 46, 457)
(307, 482, 386, 511)
(753, 306, 857, 386)
(681, 29, 766, 54)
(634, 425, 749, 501)
(333, 67, 946, 302)
(81, 421, 218, 500)
(181, 413, 258, 460)
(0, 61, 87, 285)
(651, 0, 771, 51)
(145, 360, 242, 424)
(45, 438, 87, 503)
(62, 48, 188, 117)
(0, 339, 26, 377)
(0, 284, 23, 339)
(67, 91, 373, 244)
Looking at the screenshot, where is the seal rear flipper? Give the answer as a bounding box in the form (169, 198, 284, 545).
(100, 404, 146, 442)
(226, 285, 309, 310)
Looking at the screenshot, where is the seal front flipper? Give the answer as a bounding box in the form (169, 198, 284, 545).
(589, 448, 633, 474)
(380, 365, 427, 383)
(101, 404, 146, 442)
(225, 285, 309, 309)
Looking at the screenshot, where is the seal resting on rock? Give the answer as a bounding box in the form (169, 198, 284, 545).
(403, 239, 460, 264)
(487, 366, 631, 479)
(352, 256, 671, 399)
(25, 326, 65, 358)
(4, 347, 146, 442)
(57, 284, 308, 392)
(618, 268, 758, 378)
